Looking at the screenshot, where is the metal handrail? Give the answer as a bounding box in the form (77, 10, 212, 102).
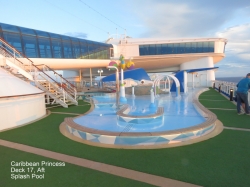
(0, 38, 75, 92)
(0, 47, 25, 69)
(0, 46, 62, 87)
(0, 38, 21, 55)
(39, 65, 77, 98)
(0, 92, 45, 99)
(1, 37, 78, 104)
(42, 64, 75, 88)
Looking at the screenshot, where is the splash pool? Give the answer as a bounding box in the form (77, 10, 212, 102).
(61, 88, 218, 148)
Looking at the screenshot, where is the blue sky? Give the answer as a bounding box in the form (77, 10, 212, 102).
(0, 0, 249, 77)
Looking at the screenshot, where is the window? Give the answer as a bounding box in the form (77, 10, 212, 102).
(155, 44, 161, 55)
(62, 40, 73, 58)
(37, 37, 52, 58)
(172, 43, 178, 54)
(51, 39, 62, 58)
(35, 30, 50, 38)
(0, 23, 113, 59)
(71, 38, 81, 58)
(185, 43, 191, 53)
(80, 41, 88, 58)
(139, 45, 145, 55)
(161, 44, 167, 54)
(191, 42, 196, 53)
(3, 32, 23, 53)
(19, 27, 36, 36)
(208, 41, 214, 52)
(149, 44, 155, 55)
(0, 23, 19, 33)
(22, 35, 38, 57)
(166, 44, 172, 54)
(88, 41, 96, 59)
(196, 42, 203, 53)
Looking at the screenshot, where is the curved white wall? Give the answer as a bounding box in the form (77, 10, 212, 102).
(214, 41, 226, 53)
(0, 94, 46, 131)
(180, 57, 215, 87)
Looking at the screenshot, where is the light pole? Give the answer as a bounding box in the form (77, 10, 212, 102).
(107, 66, 119, 107)
(97, 69, 103, 79)
(98, 69, 103, 88)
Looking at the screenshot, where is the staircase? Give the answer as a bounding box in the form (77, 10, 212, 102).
(0, 37, 78, 108)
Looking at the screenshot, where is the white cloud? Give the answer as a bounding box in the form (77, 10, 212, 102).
(64, 32, 88, 39)
(127, 0, 250, 77)
(129, 0, 250, 38)
(215, 23, 250, 76)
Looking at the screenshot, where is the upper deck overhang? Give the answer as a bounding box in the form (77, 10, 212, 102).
(29, 52, 224, 73)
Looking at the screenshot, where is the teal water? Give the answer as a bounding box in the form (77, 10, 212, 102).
(74, 90, 206, 133)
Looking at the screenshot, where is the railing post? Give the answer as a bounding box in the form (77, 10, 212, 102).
(230, 89, 233, 101)
(74, 88, 76, 100)
(63, 90, 65, 103)
(13, 48, 15, 65)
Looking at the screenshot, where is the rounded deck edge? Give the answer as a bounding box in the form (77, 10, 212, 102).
(60, 88, 223, 148)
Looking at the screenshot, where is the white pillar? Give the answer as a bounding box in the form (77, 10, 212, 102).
(132, 86, 135, 97)
(119, 69, 127, 103)
(90, 68, 92, 87)
(149, 88, 156, 108)
(79, 69, 82, 82)
(150, 89, 154, 103)
(192, 73, 194, 89)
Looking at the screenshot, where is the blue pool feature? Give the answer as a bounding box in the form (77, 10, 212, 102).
(74, 94, 205, 132)
(63, 88, 217, 147)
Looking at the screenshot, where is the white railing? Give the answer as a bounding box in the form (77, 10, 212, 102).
(0, 37, 77, 107)
(152, 74, 180, 96)
(214, 80, 250, 104)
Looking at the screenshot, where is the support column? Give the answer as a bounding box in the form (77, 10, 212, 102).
(149, 88, 156, 109)
(79, 69, 82, 82)
(192, 73, 194, 89)
(119, 68, 127, 103)
(90, 68, 92, 87)
(115, 70, 120, 107)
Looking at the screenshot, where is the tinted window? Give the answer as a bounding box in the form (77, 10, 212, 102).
(139, 45, 145, 55)
(185, 43, 192, 53)
(51, 39, 62, 58)
(166, 44, 172, 54)
(196, 42, 203, 53)
(49, 33, 61, 40)
(38, 37, 52, 58)
(149, 44, 155, 55)
(22, 35, 38, 57)
(62, 40, 73, 58)
(35, 30, 50, 38)
(155, 44, 161, 55)
(161, 44, 167, 54)
(80, 41, 88, 58)
(0, 23, 19, 33)
(208, 41, 214, 52)
(71, 40, 81, 58)
(191, 42, 196, 53)
(2, 32, 23, 53)
(19, 27, 36, 36)
(179, 43, 185, 53)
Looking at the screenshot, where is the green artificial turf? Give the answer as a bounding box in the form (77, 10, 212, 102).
(210, 109, 250, 129)
(199, 89, 236, 109)
(199, 99, 236, 109)
(48, 100, 91, 114)
(1, 88, 250, 187)
(0, 146, 153, 187)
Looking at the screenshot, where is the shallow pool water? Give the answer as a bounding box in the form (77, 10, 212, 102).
(73, 90, 206, 133)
